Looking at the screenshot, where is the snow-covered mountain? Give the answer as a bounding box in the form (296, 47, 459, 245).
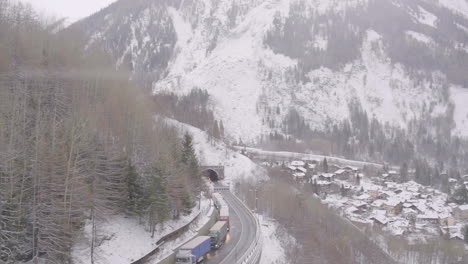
(74, 0, 468, 143)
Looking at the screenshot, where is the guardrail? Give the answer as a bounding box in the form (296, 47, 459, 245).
(130, 211, 202, 264)
(157, 205, 218, 264)
(231, 194, 263, 264)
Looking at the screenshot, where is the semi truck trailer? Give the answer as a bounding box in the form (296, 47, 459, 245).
(219, 205, 230, 230)
(209, 221, 228, 249)
(175, 236, 211, 264)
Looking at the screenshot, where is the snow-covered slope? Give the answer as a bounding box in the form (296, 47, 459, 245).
(163, 117, 268, 183)
(75, 0, 468, 142)
(71, 198, 211, 264)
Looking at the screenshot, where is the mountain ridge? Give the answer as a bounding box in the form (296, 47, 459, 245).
(74, 0, 468, 143)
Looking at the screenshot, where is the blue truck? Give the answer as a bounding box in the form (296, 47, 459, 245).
(175, 236, 211, 264)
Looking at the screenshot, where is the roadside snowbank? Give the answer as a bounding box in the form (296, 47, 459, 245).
(148, 204, 215, 263)
(71, 198, 210, 264)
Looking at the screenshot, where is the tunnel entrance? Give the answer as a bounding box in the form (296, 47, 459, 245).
(201, 169, 219, 182)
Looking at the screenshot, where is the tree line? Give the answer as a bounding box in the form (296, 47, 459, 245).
(0, 1, 201, 263)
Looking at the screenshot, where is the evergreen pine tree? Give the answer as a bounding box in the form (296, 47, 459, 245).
(219, 121, 224, 138)
(322, 158, 328, 173)
(213, 120, 220, 139)
(181, 133, 201, 196)
(148, 165, 170, 238)
(400, 162, 408, 183)
(126, 161, 145, 217)
(181, 133, 195, 165)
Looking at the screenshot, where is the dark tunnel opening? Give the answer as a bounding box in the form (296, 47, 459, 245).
(202, 169, 219, 182)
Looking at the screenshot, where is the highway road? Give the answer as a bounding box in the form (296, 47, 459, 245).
(205, 188, 257, 264)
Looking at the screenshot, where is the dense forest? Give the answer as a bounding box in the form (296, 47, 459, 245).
(0, 1, 201, 263)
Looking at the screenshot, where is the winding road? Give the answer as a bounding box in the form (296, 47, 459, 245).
(205, 188, 258, 264)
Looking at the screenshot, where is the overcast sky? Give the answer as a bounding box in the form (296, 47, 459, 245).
(19, 0, 118, 23)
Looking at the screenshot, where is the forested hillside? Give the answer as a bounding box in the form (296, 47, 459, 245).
(0, 1, 201, 263)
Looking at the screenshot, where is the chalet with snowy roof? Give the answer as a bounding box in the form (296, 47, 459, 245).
(438, 213, 455, 227)
(448, 178, 458, 189)
(307, 163, 317, 172)
(343, 166, 359, 172)
(334, 169, 351, 180)
(352, 200, 368, 210)
(317, 181, 332, 192)
(402, 202, 419, 212)
(345, 206, 362, 215)
(318, 173, 335, 182)
(371, 200, 385, 208)
(288, 165, 307, 174)
(417, 213, 440, 224)
(291, 160, 305, 167)
(356, 193, 371, 201)
(293, 173, 306, 181)
(328, 164, 341, 173)
(370, 211, 389, 226)
(453, 204, 468, 220)
(383, 199, 403, 215)
(366, 186, 382, 199)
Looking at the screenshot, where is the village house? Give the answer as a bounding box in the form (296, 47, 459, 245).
(345, 206, 362, 215)
(291, 160, 305, 167)
(307, 163, 317, 173)
(448, 178, 458, 189)
(382, 171, 400, 182)
(293, 172, 306, 182)
(371, 199, 385, 209)
(319, 173, 335, 182)
(288, 165, 307, 174)
(453, 204, 468, 220)
(343, 166, 359, 173)
(417, 213, 440, 225)
(383, 199, 403, 215)
(328, 164, 341, 173)
(366, 186, 382, 199)
(382, 173, 393, 182)
(334, 169, 351, 180)
(438, 213, 455, 227)
(369, 210, 389, 227)
(316, 179, 332, 192)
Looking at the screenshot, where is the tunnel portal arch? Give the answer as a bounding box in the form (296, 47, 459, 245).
(200, 165, 225, 182)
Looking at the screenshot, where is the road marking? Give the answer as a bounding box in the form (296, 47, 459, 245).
(219, 191, 245, 264)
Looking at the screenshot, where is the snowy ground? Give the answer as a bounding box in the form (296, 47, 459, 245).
(237, 146, 383, 168)
(148, 204, 215, 263)
(71, 198, 211, 264)
(259, 215, 296, 264)
(164, 118, 268, 184)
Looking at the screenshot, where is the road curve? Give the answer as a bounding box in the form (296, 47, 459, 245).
(205, 188, 257, 264)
